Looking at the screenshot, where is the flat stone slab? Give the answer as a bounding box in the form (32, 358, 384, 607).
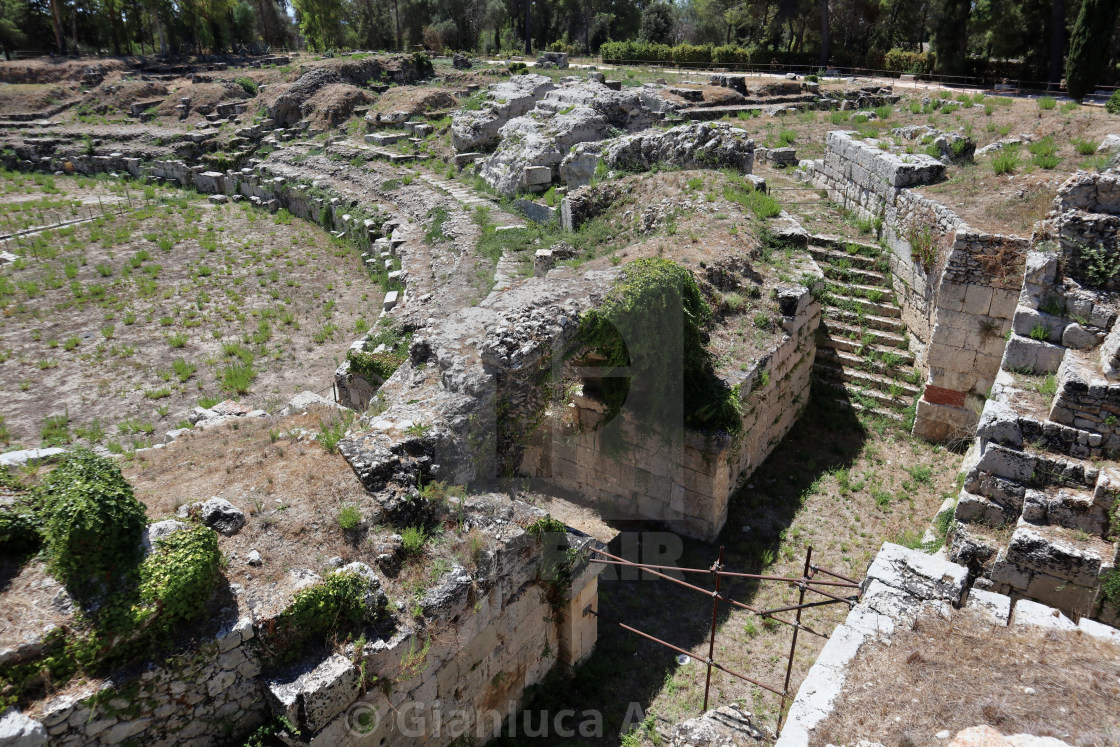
(0, 448, 65, 467)
(865, 542, 968, 605)
(1009, 598, 1077, 630)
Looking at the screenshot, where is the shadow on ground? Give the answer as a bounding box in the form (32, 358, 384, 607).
(491, 392, 869, 745)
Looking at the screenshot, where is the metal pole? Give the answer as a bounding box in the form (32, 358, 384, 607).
(778, 547, 812, 732)
(702, 546, 724, 713)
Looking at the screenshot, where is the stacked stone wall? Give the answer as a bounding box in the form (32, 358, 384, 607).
(809, 131, 1028, 442)
(521, 287, 820, 541)
(30, 619, 265, 747)
(947, 170, 1120, 624)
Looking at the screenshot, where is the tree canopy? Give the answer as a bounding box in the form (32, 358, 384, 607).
(6, 0, 1120, 92)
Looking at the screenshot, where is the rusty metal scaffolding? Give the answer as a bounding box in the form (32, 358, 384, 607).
(584, 545, 863, 729)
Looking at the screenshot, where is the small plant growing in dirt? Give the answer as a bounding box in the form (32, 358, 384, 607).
(991, 146, 1020, 175)
(337, 504, 362, 530)
(401, 526, 428, 556)
(318, 411, 355, 453)
(1073, 139, 1098, 155)
(1080, 241, 1120, 287)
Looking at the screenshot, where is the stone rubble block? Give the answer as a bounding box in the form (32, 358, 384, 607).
(865, 542, 968, 605)
(1009, 598, 1077, 630)
(1001, 335, 1066, 375)
(451, 74, 555, 152)
(1005, 526, 1102, 587)
(963, 588, 1012, 625)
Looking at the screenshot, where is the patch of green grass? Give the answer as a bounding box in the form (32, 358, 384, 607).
(1037, 96, 1057, 111)
(41, 413, 71, 446)
(218, 362, 256, 395)
(337, 504, 362, 530)
(991, 146, 1020, 175)
(1073, 139, 1098, 156)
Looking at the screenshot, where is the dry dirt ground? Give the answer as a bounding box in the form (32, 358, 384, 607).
(493, 398, 962, 745)
(814, 608, 1120, 746)
(707, 86, 1119, 237)
(0, 171, 380, 450)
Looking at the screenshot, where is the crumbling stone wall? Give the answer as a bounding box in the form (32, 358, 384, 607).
(947, 170, 1120, 624)
(809, 131, 1027, 442)
(273, 516, 601, 745)
(0, 147, 603, 747)
(520, 285, 820, 541)
(29, 617, 266, 746)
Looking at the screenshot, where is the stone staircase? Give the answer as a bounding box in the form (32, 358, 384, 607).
(809, 239, 920, 420)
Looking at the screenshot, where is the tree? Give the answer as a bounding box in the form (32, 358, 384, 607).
(1065, 0, 1120, 100)
(931, 0, 970, 75)
(0, 0, 27, 60)
(818, 0, 829, 67)
(50, 0, 67, 53)
(293, 0, 345, 49)
(639, 1, 675, 43)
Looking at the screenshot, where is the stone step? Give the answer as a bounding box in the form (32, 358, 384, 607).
(825, 292, 901, 319)
(816, 377, 911, 411)
(824, 307, 906, 334)
(826, 280, 895, 304)
(815, 346, 917, 378)
(817, 335, 916, 366)
(822, 263, 887, 286)
(822, 319, 908, 349)
(814, 359, 920, 397)
(827, 395, 905, 422)
(809, 235, 882, 258)
(808, 244, 883, 271)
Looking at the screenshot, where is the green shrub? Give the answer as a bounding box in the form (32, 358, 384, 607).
(264, 571, 374, 662)
(1037, 96, 1057, 111)
(137, 525, 221, 631)
(38, 449, 147, 592)
(411, 52, 434, 78)
(1107, 90, 1120, 115)
(882, 48, 931, 74)
(1073, 139, 1098, 155)
(401, 526, 428, 555)
(599, 40, 673, 64)
(1102, 568, 1120, 609)
(508, 61, 528, 75)
(338, 504, 362, 530)
(348, 348, 406, 382)
(712, 45, 751, 64)
(991, 147, 1020, 175)
(234, 77, 258, 96)
(0, 485, 42, 557)
(670, 43, 712, 64)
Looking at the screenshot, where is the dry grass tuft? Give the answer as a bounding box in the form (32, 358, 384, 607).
(814, 609, 1120, 746)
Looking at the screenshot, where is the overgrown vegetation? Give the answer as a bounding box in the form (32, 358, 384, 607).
(576, 258, 742, 434)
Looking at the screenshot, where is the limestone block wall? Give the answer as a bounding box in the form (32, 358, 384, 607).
(521, 287, 821, 541)
(286, 529, 602, 746)
(910, 229, 1026, 442)
(28, 617, 266, 747)
(10, 507, 602, 747)
(947, 172, 1120, 624)
(809, 131, 1028, 442)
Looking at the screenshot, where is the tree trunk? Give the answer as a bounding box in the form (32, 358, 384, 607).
(524, 0, 532, 55)
(51, 0, 68, 54)
(818, 0, 829, 67)
(1048, 0, 1065, 87)
(393, 0, 401, 50)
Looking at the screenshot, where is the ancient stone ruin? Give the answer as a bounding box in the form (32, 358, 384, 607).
(0, 50, 1117, 747)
